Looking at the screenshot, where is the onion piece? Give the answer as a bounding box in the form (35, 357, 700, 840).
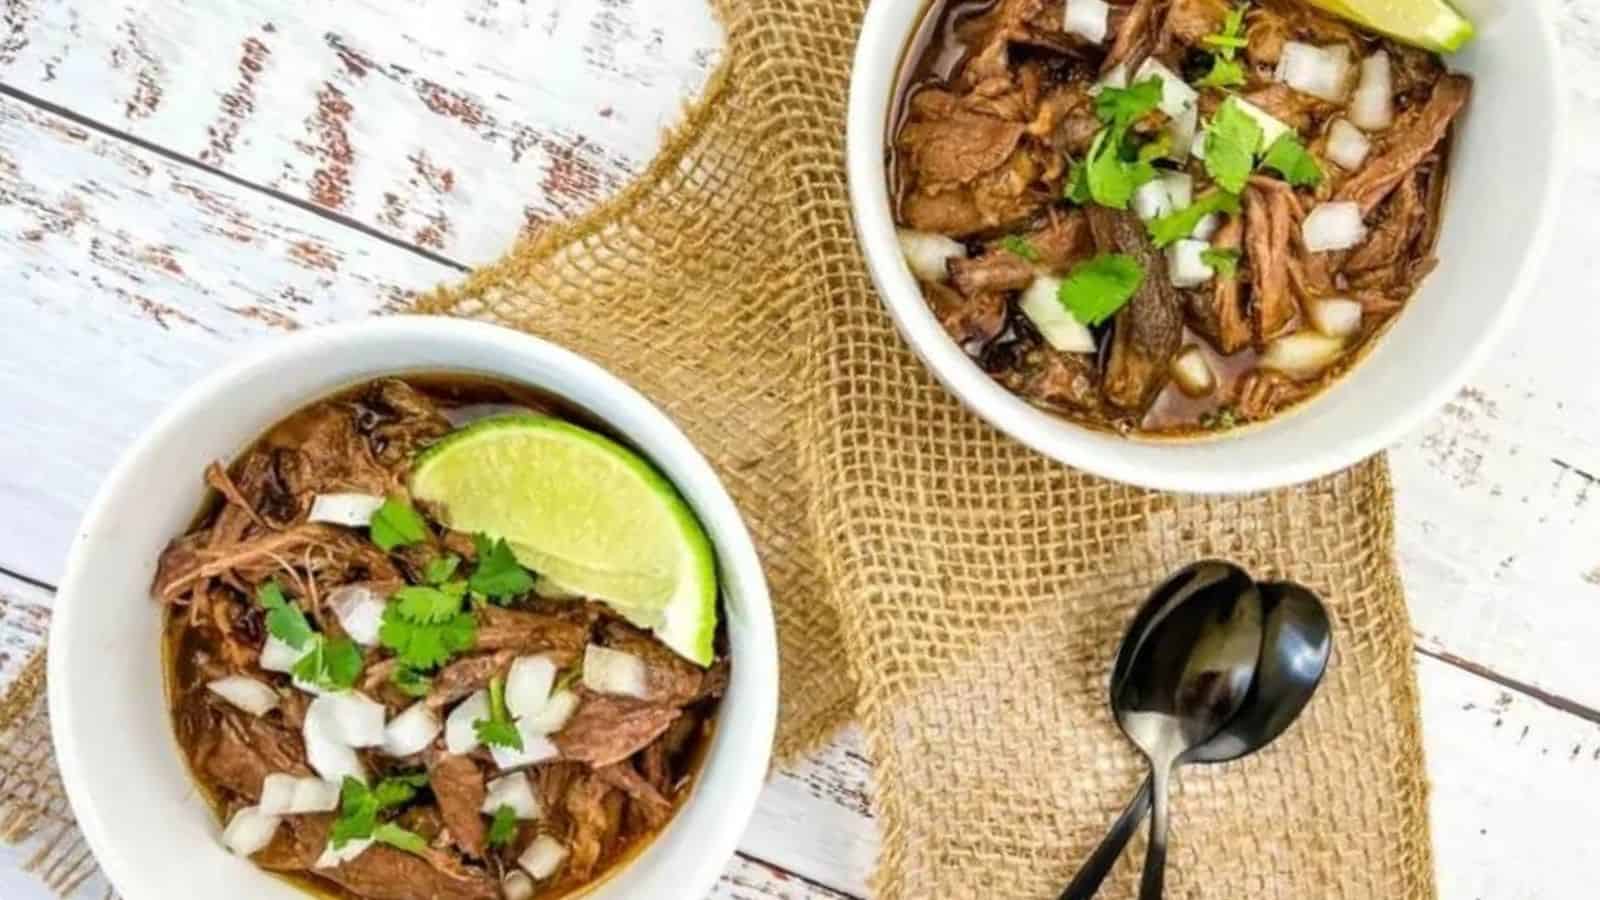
(519, 834, 569, 881)
(330, 584, 387, 646)
(382, 702, 443, 757)
(482, 773, 542, 820)
(506, 656, 558, 721)
(503, 873, 536, 900)
(1274, 42, 1352, 102)
(895, 229, 967, 283)
(1063, 0, 1111, 43)
(207, 676, 279, 717)
(490, 723, 560, 772)
(308, 692, 387, 748)
(522, 689, 580, 736)
(1231, 98, 1292, 151)
(316, 838, 373, 869)
(1134, 58, 1199, 118)
(1190, 214, 1221, 242)
(260, 635, 306, 674)
(1307, 297, 1364, 338)
(1131, 179, 1174, 222)
(1019, 276, 1096, 354)
(1302, 202, 1368, 252)
(221, 805, 282, 858)
(260, 774, 341, 816)
(1349, 51, 1394, 131)
(1089, 62, 1128, 96)
(307, 493, 385, 528)
(1325, 119, 1372, 170)
(445, 689, 492, 755)
(1159, 172, 1193, 211)
(1261, 332, 1346, 379)
(442, 403, 538, 428)
(582, 645, 650, 700)
(1166, 104, 1197, 163)
(1166, 240, 1216, 288)
(304, 695, 375, 784)
(1170, 347, 1217, 397)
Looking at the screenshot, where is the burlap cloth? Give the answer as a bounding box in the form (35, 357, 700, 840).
(0, 0, 1436, 896)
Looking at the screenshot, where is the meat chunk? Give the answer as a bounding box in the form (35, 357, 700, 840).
(1086, 208, 1183, 412)
(1103, 0, 1159, 72)
(1165, 0, 1230, 47)
(156, 523, 402, 602)
(190, 699, 312, 801)
(1336, 74, 1471, 214)
(565, 775, 624, 882)
(273, 404, 397, 499)
(1345, 169, 1427, 273)
(425, 651, 515, 710)
(1234, 370, 1307, 421)
(897, 114, 1027, 187)
(596, 763, 675, 830)
(1244, 183, 1298, 344)
(474, 606, 591, 662)
(360, 378, 453, 467)
(1241, 84, 1334, 134)
(1184, 217, 1252, 355)
(1004, 347, 1102, 413)
(323, 845, 498, 900)
(254, 814, 332, 871)
(428, 755, 489, 858)
(926, 282, 1009, 352)
(555, 692, 681, 768)
(950, 249, 1034, 296)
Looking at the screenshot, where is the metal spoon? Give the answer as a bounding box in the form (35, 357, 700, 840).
(1059, 579, 1333, 900)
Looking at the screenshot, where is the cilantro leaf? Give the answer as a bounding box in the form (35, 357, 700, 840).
(1094, 78, 1163, 129)
(1064, 159, 1092, 204)
(1201, 247, 1241, 277)
(331, 776, 431, 850)
(487, 805, 519, 848)
(1204, 99, 1265, 194)
(1059, 254, 1145, 327)
(1260, 134, 1323, 187)
(475, 675, 523, 751)
(373, 772, 428, 809)
(1084, 128, 1159, 211)
(1205, 4, 1250, 61)
(1147, 190, 1242, 247)
(468, 536, 536, 601)
(997, 234, 1040, 263)
(423, 554, 461, 585)
(392, 583, 469, 625)
(1196, 56, 1247, 89)
(370, 495, 429, 552)
(258, 580, 313, 651)
(373, 823, 428, 855)
(379, 602, 477, 671)
(291, 635, 363, 692)
(391, 664, 434, 698)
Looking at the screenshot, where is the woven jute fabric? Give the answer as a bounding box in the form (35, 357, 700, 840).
(0, 0, 1435, 896)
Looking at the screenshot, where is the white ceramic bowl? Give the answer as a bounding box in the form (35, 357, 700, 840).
(49, 317, 777, 899)
(848, 0, 1566, 493)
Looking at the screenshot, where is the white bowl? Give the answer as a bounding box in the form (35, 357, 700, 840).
(48, 317, 778, 899)
(847, 0, 1566, 493)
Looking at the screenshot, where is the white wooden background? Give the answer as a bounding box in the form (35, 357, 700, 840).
(0, 0, 1596, 897)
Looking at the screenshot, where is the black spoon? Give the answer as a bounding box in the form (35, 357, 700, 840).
(1059, 579, 1333, 900)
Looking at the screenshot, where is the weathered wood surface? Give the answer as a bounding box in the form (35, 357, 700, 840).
(0, 0, 1597, 897)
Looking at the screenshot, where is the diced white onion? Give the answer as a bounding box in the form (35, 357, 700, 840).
(503, 872, 536, 900)
(1230, 98, 1292, 151)
(316, 838, 373, 869)
(1134, 58, 1199, 118)
(1089, 62, 1128, 96)
(308, 692, 387, 748)
(522, 689, 580, 736)
(260, 635, 306, 674)
(382, 702, 443, 757)
(330, 584, 387, 647)
(1302, 202, 1368, 252)
(442, 403, 538, 428)
(582, 645, 650, 700)
(1170, 347, 1217, 397)
(1307, 297, 1364, 338)
(895, 229, 967, 283)
(1190, 214, 1221, 241)
(505, 656, 558, 720)
(1159, 172, 1193, 211)
(260, 774, 341, 816)
(518, 834, 569, 881)
(1349, 51, 1395, 131)
(445, 689, 491, 755)
(1166, 104, 1198, 163)
(304, 696, 374, 784)
(483, 773, 542, 820)
(1275, 42, 1352, 102)
(1191, 130, 1208, 160)
(221, 805, 282, 858)
(490, 723, 560, 771)
(1131, 179, 1174, 222)
(1063, 0, 1111, 43)
(307, 493, 385, 528)
(1018, 276, 1096, 354)
(1261, 332, 1346, 379)
(1166, 240, 1216, 288)
(206, 676, 279, 717)
(1325, 118, 1372, 170)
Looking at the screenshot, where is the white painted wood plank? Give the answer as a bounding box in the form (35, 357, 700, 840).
(0, 0, 721, 265)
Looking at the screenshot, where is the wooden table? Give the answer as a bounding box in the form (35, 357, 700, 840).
(0, 1, 1596, 897)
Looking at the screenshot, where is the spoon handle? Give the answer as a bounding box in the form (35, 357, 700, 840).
(1137, 762, 1173, 900)
(1057, 774, 1154, 900)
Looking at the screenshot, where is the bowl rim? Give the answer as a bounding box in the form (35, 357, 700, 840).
(845, 0, 1569, 494)
(47, 315, 778, 899)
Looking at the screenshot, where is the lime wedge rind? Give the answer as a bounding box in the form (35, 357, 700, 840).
(1308, 0, 1475, 53)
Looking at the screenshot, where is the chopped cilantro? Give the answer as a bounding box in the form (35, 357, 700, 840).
(1201, 406, 1240, 431)
(1064, 159, 1092, 204)
(1201, 247, 1241, 277)
(258, 579, 314, 651)
(1206, 5, 1250, 61)
(392, 582, 469, 624)
(1204, 98, 1265, 194)
(423, 554, 461, 585)
(1083, 128, 1159, 211)
(475, 675, 523, 751)
(380, 583, 477, 671)
(391, 664, 434, 698)
(1058, 254, 1145, 327)
(1093, 78, 1163, 129)
(331, 775, 431, 850)
(487, 805, 519, 848)
(1147, 190, 1242, 247)
(1136, 132, 1174, 163)
(373, 823, 428, 855)
(1196, 56, 1247, 89)
(997, 234, 1040, 262)
(468, 535, 536, 602)
(1260, 134, 1324, 187)
(291, 634, 363, 692)
(1068, 79, 1167, 210)
(373, 771, 428, 808)
(370, 495, 429, 552)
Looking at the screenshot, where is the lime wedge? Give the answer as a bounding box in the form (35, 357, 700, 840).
(1305, 0, 1474, 53)
(410, 415, 718, 665)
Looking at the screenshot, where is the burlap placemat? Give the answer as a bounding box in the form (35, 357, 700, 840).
(0, 0, 1435, 896)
